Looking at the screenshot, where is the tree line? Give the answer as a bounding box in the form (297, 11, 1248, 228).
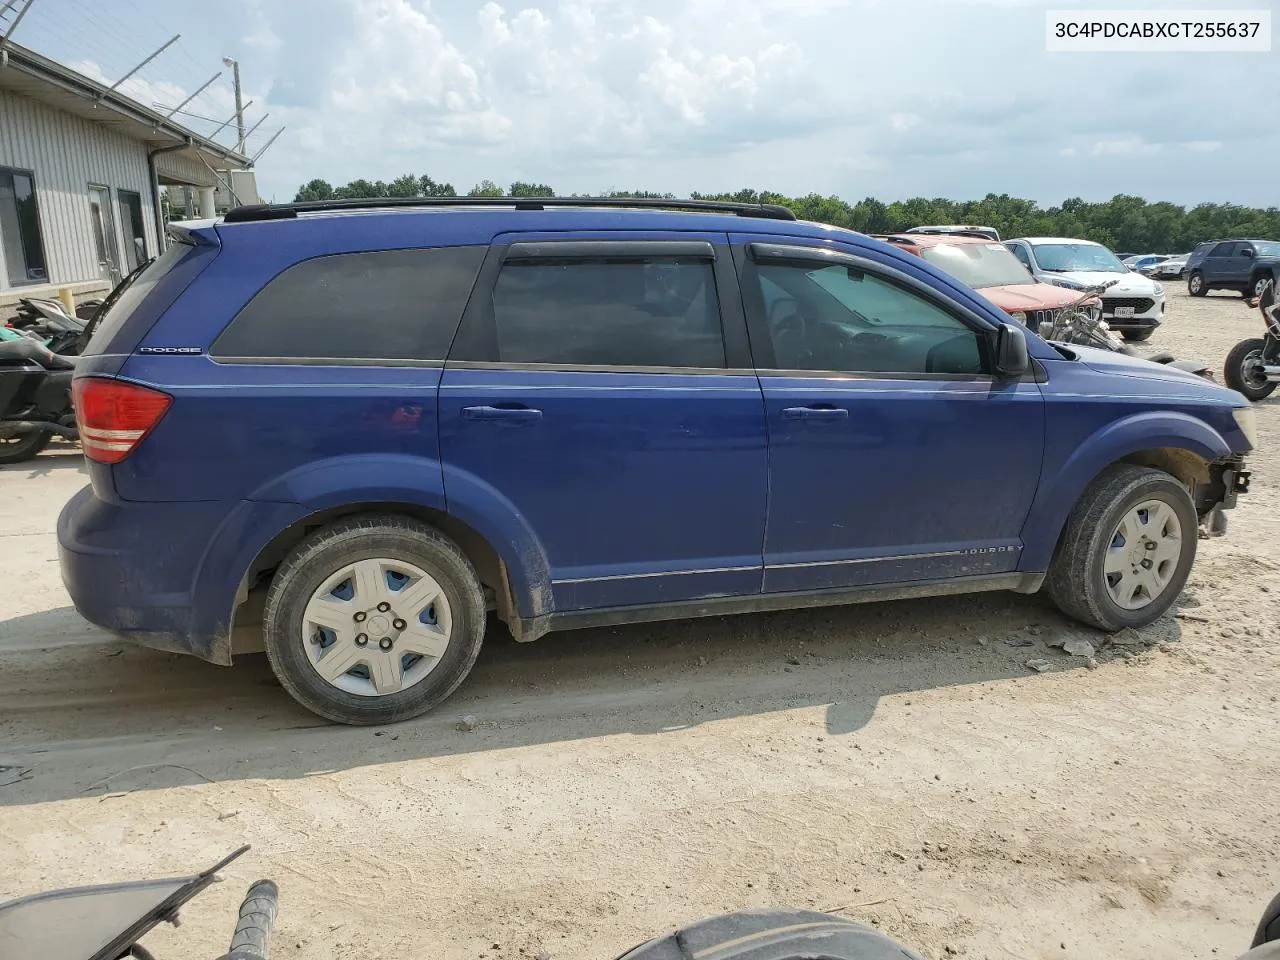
(293, 175, 1280, 254)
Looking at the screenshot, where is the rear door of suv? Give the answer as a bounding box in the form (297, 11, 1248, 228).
(438, 233, 768, 614)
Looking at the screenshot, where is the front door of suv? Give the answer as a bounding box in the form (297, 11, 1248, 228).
(732, 238, 1045, 593)
(439, 234, 768, 614)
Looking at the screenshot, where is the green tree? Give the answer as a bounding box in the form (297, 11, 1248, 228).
(467, 179, 505, 198)
(294, 179, 334, 202)
(509, 181, 555, 198)
(419, 174, 457, 197)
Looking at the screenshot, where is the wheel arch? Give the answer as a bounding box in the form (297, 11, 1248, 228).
(233, 501, 516, 631)
(1018, 412, 1231, 571)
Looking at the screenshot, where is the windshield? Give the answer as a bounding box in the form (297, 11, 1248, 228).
(1256, 242, 1280, 257)
(1031, 242, 1127, 273)
(920, 242, 1033, 288)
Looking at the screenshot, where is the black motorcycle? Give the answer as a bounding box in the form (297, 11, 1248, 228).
(1225, 279, 1279, 401)
(1, 847, 1278, 960)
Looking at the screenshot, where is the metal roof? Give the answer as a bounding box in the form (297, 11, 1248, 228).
(0, 41, 250, 169)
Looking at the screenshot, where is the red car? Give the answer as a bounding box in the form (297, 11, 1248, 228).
(878, 232, 1098, 328)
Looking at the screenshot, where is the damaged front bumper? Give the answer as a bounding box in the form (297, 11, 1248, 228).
(1201, 458, 1250, 537)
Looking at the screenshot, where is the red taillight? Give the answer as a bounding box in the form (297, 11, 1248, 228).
(72, 378, 173, 464)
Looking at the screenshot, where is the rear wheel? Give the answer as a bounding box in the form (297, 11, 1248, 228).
(1188, 271, 1206, 296)
(0, 429, 52, 465)
(1121, 328, 1154, 342)
(1047, 465, 1197, 631)
(1224, 338, 1277, 401)
(263, 515, 487, 725)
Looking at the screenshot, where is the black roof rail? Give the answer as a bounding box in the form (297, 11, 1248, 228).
(223, 196, 798, 224)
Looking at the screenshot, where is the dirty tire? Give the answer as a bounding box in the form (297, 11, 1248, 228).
(0, 430, 52, 465)
(263, 514, 486, 725)
(1224, 338, 1277, 401)
(1121, 329, 1154, 342)
(1047, 464, 1197, 631)
(1188, 271, 1206, 296)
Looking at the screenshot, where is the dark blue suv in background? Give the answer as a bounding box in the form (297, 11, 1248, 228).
(58, 198, 1255, 724)
(1186, 238, 1280, 299)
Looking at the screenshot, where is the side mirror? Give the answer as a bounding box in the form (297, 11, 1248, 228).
(1242, 248, 1255, 258)
(994, 323, 1030, 378)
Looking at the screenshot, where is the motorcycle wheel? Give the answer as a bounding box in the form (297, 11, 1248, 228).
(0, 429, 52, 465)
(1224, 338, 1277, 401)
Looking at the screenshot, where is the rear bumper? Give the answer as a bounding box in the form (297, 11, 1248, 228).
(58, 486, 239, 663)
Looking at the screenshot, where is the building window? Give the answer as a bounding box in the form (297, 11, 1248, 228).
(0, 167, 48, 286)
(117, 189, 147, 272)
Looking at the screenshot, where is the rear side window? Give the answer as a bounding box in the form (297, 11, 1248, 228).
(82, 241, 194, 356)
(212, 247, 484, 362)
(483, 258, 725, 368)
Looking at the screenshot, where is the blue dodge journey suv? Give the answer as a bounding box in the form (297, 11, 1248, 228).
(58, 197, 1255, 724)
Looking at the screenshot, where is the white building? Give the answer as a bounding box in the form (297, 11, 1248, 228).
(0, 43, 251, 309)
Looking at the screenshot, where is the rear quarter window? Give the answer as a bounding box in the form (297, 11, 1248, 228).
(211, 247, 484, 362)
(81, 241, 195, 356)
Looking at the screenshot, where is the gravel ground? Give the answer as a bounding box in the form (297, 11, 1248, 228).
(0, 285, 1277, 960)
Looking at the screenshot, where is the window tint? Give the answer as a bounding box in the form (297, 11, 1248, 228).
(1210, 242, 1236, 257)
(487, 258, 725, 368)
(1009, 244, 1033, 269)
(213, 247, 484, 361)
(750, 261, 986, 376)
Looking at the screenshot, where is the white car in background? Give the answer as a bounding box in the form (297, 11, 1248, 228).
(1151, 253, 1192, 279)
(1005, 237, 1167, 342)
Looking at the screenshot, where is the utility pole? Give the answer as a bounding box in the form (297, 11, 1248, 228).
(222, 56, 245, 154)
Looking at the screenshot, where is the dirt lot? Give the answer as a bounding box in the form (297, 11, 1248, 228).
(1, 286, 1277, 960)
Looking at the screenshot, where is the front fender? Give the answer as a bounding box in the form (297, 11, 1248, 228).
(1018, 410, 1231, 571)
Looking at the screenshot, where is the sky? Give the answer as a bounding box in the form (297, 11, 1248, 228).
(10, 0, 1279, 207)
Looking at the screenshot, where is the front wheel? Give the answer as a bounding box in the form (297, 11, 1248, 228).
(1224, 338, 1277, 401)
(0, 429, 52, 465)
(1121, 328, 1154, 342)
(1252, 274, 1274, 300)
(1047, 465, 1197, 631)
(1188, 271, 1206, 296)
(263, 515, 487, 725)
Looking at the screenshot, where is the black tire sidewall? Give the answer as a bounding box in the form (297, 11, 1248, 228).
(1225, 338, 1276, 401)
(0, 430, 52, 465)
(1086, 476, 1198, 629)
(264, 521, 485, 725)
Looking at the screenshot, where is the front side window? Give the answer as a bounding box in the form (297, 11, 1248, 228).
(750, 259, 986, 376)
(487, 258, 725, 368)
(0, 168, 48, 285)
(920, 242, 1034, 288)
(1009, 243, 1033, 269)
(212, 247, 485, 361)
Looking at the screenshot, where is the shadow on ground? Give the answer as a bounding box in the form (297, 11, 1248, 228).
(0, 587, 1177, 806)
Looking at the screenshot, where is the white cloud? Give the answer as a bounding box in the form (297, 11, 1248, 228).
(1091, 137, 1161, 157)
(40, 0, 1275, 205)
